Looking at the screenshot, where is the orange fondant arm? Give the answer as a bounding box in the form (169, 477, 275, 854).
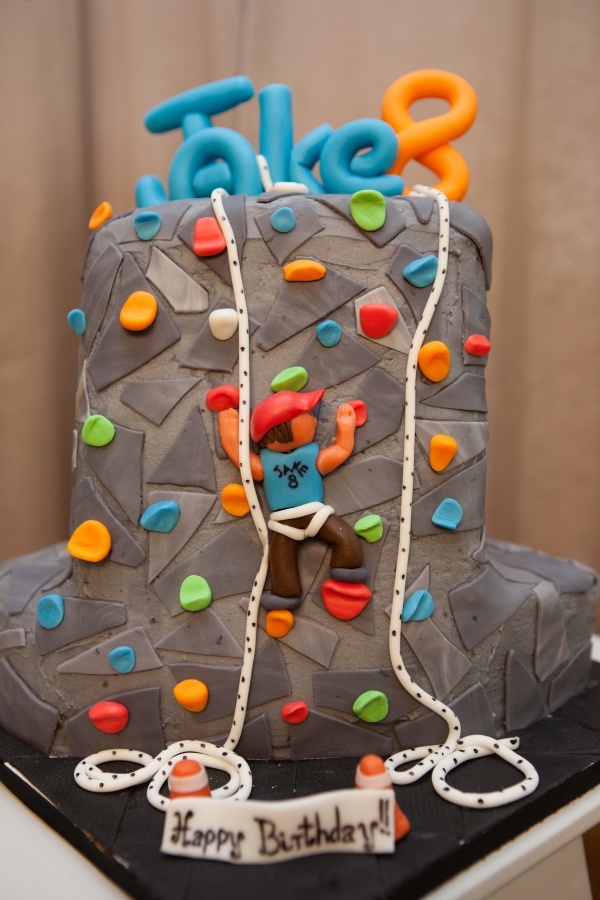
(317, 403, 357, 475)
(218, 409, 264, 480)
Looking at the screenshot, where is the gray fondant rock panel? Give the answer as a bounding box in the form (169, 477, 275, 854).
(255, 197, 325, 264)
(324, 456, 405, 516)
(179, 300, 259, 372)
(290, 708, 393, 759)
(415, 420, 489, 472)
(148, 406, 215, 490)
(394, 681, 496, 748)
(56, 626, 162, 674)
(82, 424, 144, 524)
(257, 263, 366, 351)
(35, 596, 128, 655)
(411, 458, 487, 536)
(0, 659, 59, 753)
(5, 545, 72, 615)
(70, 477, 145, 567)
(294, 331, 379, 391)
(239, 597, 338, 668)
(505, 650, 547, 731)
(145, 246, 209, 313)
(147, 490, 217, 582)
(156, 608, 243, 658)
(120, 377, 200, 425)
(80, 243, 123, 353)
(153, 524, 262, 616)
(421, 373, 487, 413)
(0, 628, 26, 651)
(533, 580, 569, 682)
(449, 563, 532, 651)
(314, 667, 420, 722)
(65, 687, 165, 757)
(402, 618, 472, 699)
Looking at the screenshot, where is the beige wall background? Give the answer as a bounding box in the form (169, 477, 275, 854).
(1, 0, 599, 579)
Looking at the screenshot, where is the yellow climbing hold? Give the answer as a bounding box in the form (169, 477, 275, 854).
(221, 483, 250, 517)
(265, 609, 294, 638)
(283, 259, 326, 282)
(88, 201, 113, 230)
(429, 434, 458, 472)
(418, 341, 451, 382)
(119, 291, 158, 331)
(67, 520, 111, 562)
(173, 679, 209, 713)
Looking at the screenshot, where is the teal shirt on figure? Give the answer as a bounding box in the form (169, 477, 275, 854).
(260, 442, 323, 511)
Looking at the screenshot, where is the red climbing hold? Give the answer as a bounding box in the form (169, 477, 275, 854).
(193, 217, 227, 257)
(206, 384, 240, 412)
(464, 334, 491, 356)
(88, 700, 129, 734)
(349, 399, 368, 427)
(281, 701, 309, 724)
(321, 579, 372, 620)
(359, 303, 399, 339)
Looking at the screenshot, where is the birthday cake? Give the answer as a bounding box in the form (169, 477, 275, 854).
(0, 74, 597, 817)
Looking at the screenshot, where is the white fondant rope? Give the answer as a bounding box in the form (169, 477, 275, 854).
(76, 190, 269, 806)
(74, 742, 253, 809)
(385, 185, 539, 807)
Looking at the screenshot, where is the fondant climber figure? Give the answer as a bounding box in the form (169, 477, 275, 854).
(217, 388, 371, 616)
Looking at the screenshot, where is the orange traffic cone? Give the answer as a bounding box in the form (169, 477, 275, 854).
(355, 754, 410, 841)
(169, 759, 212, 799)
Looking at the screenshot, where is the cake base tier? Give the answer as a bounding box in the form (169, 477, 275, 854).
(2, 666, 600, 899)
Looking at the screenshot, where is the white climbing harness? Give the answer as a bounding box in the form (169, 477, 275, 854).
(268, 501, 335, 540)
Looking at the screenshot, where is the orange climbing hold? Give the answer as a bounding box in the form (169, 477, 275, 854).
(283, 259, 327, 282)
(88, 201, 113, 230)
(221, 483, 250, 517)
(173, 678, 209, 713)
(429, 434, 458, 472)
(67, 520, 111, 562)
(119, 291, 158, 331)
(418, 341, 451, 382)
(266, 609, 294, 638)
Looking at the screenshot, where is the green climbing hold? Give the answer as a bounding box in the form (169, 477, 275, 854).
(81, 415, 116, 447)
(353, 514, 384, 543)
(180, 575, 212, 612)
(270, 366, 309, 393)
(352, 690, 389, 723)
(349, 189, 387, 232)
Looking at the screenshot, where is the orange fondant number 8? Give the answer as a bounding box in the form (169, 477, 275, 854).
(382, 70, 477, 201)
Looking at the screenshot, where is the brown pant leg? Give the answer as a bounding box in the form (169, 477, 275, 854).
(269, 517, 309, 598)
(315, 514, 363, 569)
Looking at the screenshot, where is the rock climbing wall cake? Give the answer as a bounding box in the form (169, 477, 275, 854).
(0, 74, 597, 787)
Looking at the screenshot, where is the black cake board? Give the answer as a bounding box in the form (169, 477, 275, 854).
(3, 668, 600, 900)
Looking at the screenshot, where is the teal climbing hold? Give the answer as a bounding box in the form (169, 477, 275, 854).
(270, 206, 296, 233)
(402, 255, 438, 287)
(432, 498, 463, 530)
(82, 415, 116, 447)
(180, 575, 212, 612)
(107, 645, 136, 673)
(37, 594, 65, 630)
(271, 366, 309, 393)
(352, 689, 389, 723)
(67, 309, 86, 335)
(140, 500, 181, 533)
(349, 189, 387, 231)
(316, 320, 342, 347)
(402, 589, 435, 622)
(134, 210, 162, 241)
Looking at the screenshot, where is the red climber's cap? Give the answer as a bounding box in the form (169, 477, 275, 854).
(250, 389, 325, 443)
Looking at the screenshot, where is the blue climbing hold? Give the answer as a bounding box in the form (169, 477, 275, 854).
(270, 206, 296, 233)
(107, 645, 136, 674)
(402, 589, 435, 622)
(134, 210, 162, 240)
(432, 498, 463, 531)
(316, 319, 342, 347)
(67, 309, 86, 335)
(140, 500, 181, 533)
(37, 594, 65, 630)
(402, 255, 438, 287)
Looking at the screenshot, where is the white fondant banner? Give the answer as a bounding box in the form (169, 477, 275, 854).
(161, 789, 396, 864)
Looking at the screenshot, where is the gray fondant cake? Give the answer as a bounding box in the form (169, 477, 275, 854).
(0, 192, 597, 762)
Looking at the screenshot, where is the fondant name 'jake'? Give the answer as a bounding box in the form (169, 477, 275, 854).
(162, 791, 395, 864)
